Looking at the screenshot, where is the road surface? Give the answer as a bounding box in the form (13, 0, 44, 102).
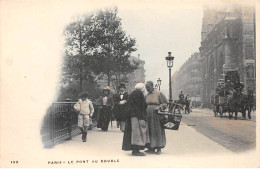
(182, 108, 256, 152)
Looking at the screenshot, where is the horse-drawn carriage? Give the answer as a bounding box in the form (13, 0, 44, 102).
(211, 93, 229, 118)
(210, 70, 253, 120)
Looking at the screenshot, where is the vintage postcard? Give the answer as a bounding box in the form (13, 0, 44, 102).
(0, 0, 259, 168)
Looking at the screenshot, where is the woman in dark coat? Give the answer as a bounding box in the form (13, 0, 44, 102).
(122, 83, 149, 156)
(96, 87, 114, 131)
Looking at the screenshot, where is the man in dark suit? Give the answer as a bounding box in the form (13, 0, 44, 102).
(113, 85, 120, 128)
(113, 83, 129, 132)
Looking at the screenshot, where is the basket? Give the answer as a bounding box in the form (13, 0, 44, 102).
(157, 111, 182, 130)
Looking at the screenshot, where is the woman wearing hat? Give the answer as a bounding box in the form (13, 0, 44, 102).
(122, 83, 149, 156)
(96, 86, 114, 131)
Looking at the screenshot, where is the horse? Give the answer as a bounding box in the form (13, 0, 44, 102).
(227, 89, 247, 120)
(244, 91, 254, 119)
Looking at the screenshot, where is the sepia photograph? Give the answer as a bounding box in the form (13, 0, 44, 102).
(0, 0, 259, 168)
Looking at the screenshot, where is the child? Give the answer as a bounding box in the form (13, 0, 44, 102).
(74, 92, 94, 142)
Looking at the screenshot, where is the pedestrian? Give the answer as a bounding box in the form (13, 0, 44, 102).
(113, 85, 121, 128)
(113, 83, 129, 132)
(96, 86, 114, 131)
(74, 92, 94, 142)
(179, 91, 184, 104)
(122, 83, 150, 156)
(145, 81, 168, 155)
(185, 94, 191, 114)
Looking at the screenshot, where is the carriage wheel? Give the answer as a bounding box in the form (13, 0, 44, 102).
(219, 106, 223, 118)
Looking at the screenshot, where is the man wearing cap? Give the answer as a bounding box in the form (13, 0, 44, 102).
(113, 83, 129, 132)
(74, 92, 94, 142)
(179, 91, 184, 104)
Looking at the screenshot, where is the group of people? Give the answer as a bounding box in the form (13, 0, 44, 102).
(74, 81, 169, 156)
(178, 91, 191, 114)
(94, 83, 129, 132)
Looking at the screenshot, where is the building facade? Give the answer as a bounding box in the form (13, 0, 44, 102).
(126, 55, 146, 92)
(200, 3, 256, 107)
(172, 52, 203, 107)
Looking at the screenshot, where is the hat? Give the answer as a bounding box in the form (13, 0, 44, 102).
(135, 83, 145, 92)
(79, 92, 88, 98)
(119, 83, 126, 89)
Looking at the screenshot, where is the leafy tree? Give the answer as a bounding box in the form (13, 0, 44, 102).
(63, 15, 97, 92)
(60, 7, 140, 100)
(92, 7, 139, 86)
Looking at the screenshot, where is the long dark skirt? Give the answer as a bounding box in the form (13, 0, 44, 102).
(97, 106, 112, 131)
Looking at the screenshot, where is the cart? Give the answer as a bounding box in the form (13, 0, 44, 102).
(211, 94, 229, 118)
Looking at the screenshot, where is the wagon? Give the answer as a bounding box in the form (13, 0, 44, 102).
(211, 94, 229, 118)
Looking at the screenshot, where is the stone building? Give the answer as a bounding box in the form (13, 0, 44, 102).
(126, 55, 146, 92)
(172, 52, 203, 107)
(200, 3, 256, 107)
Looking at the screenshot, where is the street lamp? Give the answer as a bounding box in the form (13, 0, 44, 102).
(165, 52, 174, 103)
(157, 78, 162, 91)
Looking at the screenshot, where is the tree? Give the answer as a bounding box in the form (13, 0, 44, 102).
(60, 7, 140, 100)
(63, 15, 97, 92)
(92, 7, 139, 86)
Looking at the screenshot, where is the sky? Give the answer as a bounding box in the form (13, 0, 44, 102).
(1, 0, 204, 107)
(118, 5, 203, 96)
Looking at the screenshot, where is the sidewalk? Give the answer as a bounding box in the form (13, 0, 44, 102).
(38, 121, 249, 167)
(52, 121, 233, 156)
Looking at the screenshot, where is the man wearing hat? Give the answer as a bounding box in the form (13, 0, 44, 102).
(179, 91, 184, 104)
(113, 85, 121, 128)
(113, 83, 129, 132)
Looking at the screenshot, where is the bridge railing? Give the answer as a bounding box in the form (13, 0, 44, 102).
(41, 102, 98, 148)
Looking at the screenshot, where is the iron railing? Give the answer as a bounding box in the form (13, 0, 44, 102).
(41, 102, 98, 148)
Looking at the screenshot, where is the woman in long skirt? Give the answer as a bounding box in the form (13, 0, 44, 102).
(145, 81, 168, 155)
(96, 86, 114, 131)
(122, 83, 149, 156)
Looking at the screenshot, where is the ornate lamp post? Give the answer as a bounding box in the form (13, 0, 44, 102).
(157, 78, 162, 91)
(165, 52, 174, 103)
